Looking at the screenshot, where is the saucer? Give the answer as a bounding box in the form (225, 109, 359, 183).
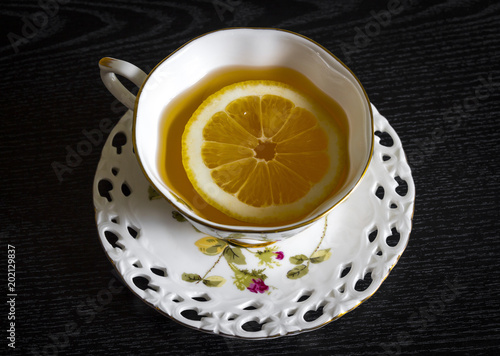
(93, 104, 415, 339)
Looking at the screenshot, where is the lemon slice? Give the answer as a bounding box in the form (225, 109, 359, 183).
(182, 80, 345, 224)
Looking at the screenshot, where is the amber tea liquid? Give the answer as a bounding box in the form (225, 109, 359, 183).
(157, 66, 349, 226)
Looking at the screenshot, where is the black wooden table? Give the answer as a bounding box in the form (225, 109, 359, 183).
(2, 0, 499, 354)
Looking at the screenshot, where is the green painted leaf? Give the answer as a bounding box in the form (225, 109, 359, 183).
(256, 250, 275, 266)
(148, 186, 161, 200)
(250, 268, 267, 281)
(289, 254, 309, 265)
(203, 276, 226, 287)
(182, 273, 202, 282)
(232, 269, 249, 290)
(172, 210, 186, 222)
(310, 249, 332, 264)
(195, 237, 227, 256)
(286, 265, 309, 280)
(230, 265, 265, 290)
(223, 247, 246, 265)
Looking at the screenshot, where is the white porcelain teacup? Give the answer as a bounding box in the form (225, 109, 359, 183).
(99, 28, 373, 246)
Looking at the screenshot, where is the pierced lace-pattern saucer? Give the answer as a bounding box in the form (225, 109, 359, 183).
(93, 104, 415, 339)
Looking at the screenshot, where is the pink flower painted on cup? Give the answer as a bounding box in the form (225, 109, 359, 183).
(247, 278, 269, 293)
(274, 251, 284, 260)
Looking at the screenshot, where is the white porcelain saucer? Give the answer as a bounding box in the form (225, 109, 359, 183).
(93, 104, 415, 339)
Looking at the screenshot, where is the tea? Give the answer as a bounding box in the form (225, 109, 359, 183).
(157, 66, 350, 226)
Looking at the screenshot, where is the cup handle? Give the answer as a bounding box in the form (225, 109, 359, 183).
(99, 57, 148, 110)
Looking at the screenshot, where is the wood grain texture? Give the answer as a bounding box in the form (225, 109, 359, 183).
(1, 0, 499, 354)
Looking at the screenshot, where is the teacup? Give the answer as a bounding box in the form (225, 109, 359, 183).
(99, 28, 373, 246)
